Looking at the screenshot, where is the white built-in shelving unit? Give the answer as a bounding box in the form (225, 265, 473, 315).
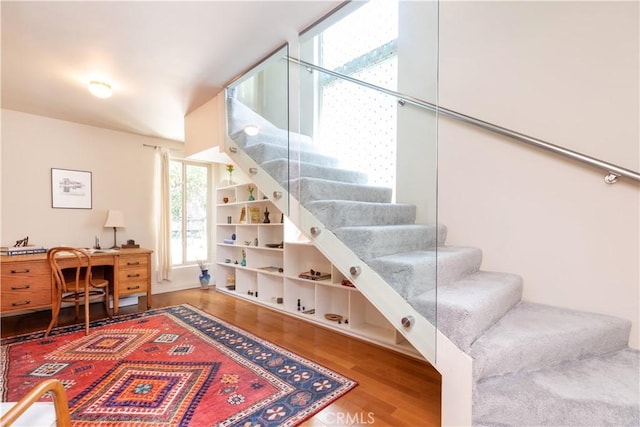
(215, 182, 419, 358)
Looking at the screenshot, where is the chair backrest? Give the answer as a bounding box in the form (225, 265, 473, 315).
(47, 247, 93, 294)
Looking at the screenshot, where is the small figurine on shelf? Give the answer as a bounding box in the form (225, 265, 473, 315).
(263, 207, 270, 223)
(240, 250, 247, 267)
(225, 164, 235, 185)
(247, 185, 255, 201)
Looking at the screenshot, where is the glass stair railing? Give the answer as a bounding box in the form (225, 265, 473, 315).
(224, 45, 439, 364)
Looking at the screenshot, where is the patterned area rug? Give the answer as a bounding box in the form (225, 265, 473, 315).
(1, 304, 357, 426)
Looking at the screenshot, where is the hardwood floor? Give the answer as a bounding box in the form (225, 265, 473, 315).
(1, 288, 441, 426)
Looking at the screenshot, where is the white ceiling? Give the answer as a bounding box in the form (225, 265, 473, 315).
(1, 1, 342, 142)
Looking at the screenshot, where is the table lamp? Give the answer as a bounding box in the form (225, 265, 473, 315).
(104, 210, 125, 249)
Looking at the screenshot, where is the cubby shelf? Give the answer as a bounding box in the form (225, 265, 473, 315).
(215, 182, 420, 358)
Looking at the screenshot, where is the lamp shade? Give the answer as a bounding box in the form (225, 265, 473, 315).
(104, 210, 125, 228)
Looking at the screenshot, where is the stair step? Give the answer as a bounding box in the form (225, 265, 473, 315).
(290, 178, 393, 204)
(367, 246, 483, 300)
(306, 200, 417, 228)
(334, 224, 447, 260)
(473, 347, 640, 426)
(470, 301, 632, 380)
(232, 127, 317, 150)
(412, 271, 523, 350)
(261, 159, 368, 185)
(245, 143, 340, 167)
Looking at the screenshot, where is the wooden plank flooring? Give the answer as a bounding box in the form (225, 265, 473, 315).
(1, 288, 441, 426)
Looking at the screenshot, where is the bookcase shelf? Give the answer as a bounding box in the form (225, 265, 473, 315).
(215, 182, 420, 359)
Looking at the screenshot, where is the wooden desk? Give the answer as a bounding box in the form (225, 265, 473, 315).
(1, 248, 153, 315)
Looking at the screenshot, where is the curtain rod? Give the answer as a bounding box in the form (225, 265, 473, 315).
(142, 144, 181, 151)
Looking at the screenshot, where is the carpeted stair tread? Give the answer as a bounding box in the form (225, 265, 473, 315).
(367, 246, 483, 299)
(473, 347, 640, 426)
(411, 271, 523, 350)
(244, 142, 340, 167)
(470, 301, 632, 380)
(231, 128, 318, 151)
(334, 224, 446, 260)
(261, 158, 369, 185)
(290, 177, 392, 204)
(305, 200, 417, 228)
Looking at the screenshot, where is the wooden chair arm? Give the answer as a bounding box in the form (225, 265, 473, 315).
(0, 379, 71, 427)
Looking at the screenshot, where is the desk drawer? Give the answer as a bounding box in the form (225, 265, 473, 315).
(118, 265, 148, 296)
(119, 267, 148, 283)
(1, 260, 51, 311)
(1, 287, 51, 311)
(118, 280, 147, 295)
(119, 255, 148, 269)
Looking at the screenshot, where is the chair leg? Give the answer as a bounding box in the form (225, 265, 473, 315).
(104, 287, 113, 319)
(45, 296, 62, 338)
(84, 292, 90, 336)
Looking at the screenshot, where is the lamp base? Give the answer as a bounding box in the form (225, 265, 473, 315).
(111, 227, 120, 250)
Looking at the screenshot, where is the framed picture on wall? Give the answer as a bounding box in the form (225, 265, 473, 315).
(51, 168, 92, 209)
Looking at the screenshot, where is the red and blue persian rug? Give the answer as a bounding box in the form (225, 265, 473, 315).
(0, 304, 357, 426)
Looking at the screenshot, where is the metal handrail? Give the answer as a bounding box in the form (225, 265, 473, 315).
(288, 56, 639, 184)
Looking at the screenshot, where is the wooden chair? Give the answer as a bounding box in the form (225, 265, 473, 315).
(45, 247, 111, 337)
(0, 379, 71, 427)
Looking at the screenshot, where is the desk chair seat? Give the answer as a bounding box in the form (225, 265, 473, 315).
(45, 247, 112, 337)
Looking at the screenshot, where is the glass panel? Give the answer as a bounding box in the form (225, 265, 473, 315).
(316, 58, 398, 189)
(226, 45, 290, 214)
(295, 0, 439, 361)
(185, 164, 208, 262)
(225, 0, 439, 361)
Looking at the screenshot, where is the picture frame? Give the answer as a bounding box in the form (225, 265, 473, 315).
(248, 207, 261, 224)
(51, 168, 92, 209)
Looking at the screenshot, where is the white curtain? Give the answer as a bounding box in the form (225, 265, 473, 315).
(155, 148, 172, 282)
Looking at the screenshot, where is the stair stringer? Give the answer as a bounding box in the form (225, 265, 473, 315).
(223, 136, 475, 427)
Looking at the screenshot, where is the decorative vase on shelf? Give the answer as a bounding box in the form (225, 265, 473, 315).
(199, 269, 211, 288)
(225, 164, 235, 186)
(248, 185, 255, 201)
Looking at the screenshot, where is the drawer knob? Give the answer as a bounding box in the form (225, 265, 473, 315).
(10, 269, 30, 274)
(10, 285, 30, 290)
(127, 273, 141, 278)
(127, 261, 140, 266)
(12, 300, 31, 307)
(127, 285, 141, 290)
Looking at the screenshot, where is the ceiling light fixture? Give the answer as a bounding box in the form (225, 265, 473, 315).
(88, 80, 112, 98)
(244, 125, 259, 136)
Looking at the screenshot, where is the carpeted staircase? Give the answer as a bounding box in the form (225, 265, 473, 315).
(228, 99, 640, 426)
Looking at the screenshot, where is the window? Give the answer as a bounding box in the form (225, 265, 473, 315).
(169, 160, 209, 265)
(304, 0, 399, 189)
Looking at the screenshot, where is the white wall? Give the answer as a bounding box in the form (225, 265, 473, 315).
(437, 2, 639, 347)
(0, 109, 199, 294)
